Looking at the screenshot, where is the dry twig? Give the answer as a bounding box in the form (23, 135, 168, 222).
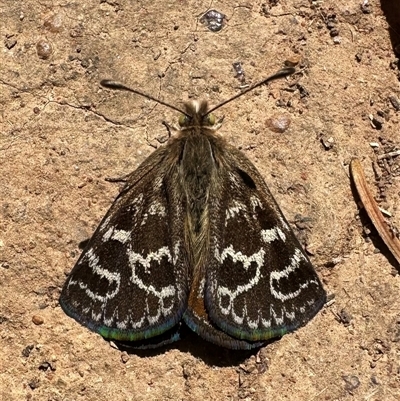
(350, 158, 400, 265)
(376, 149, 400, 160)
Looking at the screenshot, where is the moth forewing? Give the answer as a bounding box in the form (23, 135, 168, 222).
(60, 66, 326, 349)
(60, 145, 189, 342)
(204, 146, 326, 342)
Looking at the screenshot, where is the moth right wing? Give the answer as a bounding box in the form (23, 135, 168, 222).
(60, 147, 189, 343)
(204, 146, 326, 343)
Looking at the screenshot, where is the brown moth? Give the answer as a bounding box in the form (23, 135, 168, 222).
(60, 66, 326, 349)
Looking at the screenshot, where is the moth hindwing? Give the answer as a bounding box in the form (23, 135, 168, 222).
(60, 68, 326, 350)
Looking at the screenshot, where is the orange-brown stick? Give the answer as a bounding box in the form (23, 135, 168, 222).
(350, 158, 400, 265)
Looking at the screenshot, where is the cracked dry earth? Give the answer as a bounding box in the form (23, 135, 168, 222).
(1, 1, 400, 400)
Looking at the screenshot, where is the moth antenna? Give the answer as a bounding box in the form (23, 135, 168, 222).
(100, 80, 189, 116)
(205, 66, 295, 116)
(101, 65, 294, 119)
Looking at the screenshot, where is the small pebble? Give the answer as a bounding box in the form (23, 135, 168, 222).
(121, 352, 130, 364)
(36, 39, 53, 59)
(44, 14, 63, 33)
(284, 56, 301, 67)
(342, 375, 361, 392)
(22, 344, 35, 357)
(32, 315, 44, 325)
(5, 35, 17, 50)
(266, 114, 291, 133)
(369, 115, 383, 130)
(389, 95, 400, 111)
(199, 9, 226, 32)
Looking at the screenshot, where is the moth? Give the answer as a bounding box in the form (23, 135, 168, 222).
(60, 66, 326, 349)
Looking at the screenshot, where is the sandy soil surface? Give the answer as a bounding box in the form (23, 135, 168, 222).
(1, 0, 399, 400)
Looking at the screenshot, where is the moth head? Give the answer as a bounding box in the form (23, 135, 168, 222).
(179, 100, 224, 129)
(178, 111, 217, 127)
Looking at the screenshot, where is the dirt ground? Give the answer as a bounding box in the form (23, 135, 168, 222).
(1, 0, 400, 400)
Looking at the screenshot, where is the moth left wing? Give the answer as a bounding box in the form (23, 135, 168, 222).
(205, 147, 326, 342)
(60, 148, 188, 344)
